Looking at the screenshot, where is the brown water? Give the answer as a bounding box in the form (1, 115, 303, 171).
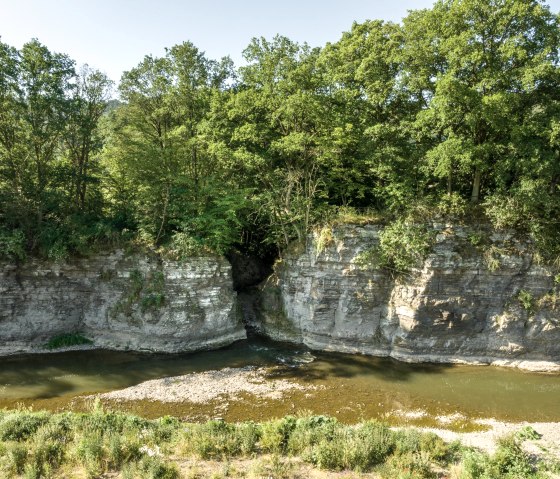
(1, 339, 559, 424)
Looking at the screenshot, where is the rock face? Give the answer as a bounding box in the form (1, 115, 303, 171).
(251, 224, 560, 371)
(0, 251, 245, 355)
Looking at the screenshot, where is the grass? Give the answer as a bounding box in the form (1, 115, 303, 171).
(0, 409, 553, 478)
(44, 333, 93, 350)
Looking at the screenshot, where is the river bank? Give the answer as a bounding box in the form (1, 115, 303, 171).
(0, 408, 558, 479)
(83, 365, 560, 457)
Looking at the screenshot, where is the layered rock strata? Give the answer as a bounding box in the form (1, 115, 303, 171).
(250, 224, 560, 371)
(0, 251, 244, 354)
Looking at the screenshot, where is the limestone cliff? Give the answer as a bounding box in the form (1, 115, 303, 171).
(251, 224, 560, 371)
(0, 251, 244, 354)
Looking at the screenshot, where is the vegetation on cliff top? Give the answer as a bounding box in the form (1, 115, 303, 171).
(1, 0, 559, 264)
(1, 408, 557, 478)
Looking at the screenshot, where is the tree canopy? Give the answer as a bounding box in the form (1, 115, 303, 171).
(1, 0, 559, 263)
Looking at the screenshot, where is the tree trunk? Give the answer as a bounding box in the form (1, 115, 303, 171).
(471, 168, 482, 203)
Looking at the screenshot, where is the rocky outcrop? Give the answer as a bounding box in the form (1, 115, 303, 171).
(251, 224, 560, 371)
(0, 251, 244, 355)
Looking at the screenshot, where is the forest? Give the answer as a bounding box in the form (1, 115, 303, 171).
(1, 0, 559, 264)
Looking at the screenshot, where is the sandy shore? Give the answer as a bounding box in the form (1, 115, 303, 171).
(392, 410, 560, 457)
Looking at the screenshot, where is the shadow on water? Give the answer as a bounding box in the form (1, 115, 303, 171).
(288, 350, 455, 383)
(33, 377, 77, 399)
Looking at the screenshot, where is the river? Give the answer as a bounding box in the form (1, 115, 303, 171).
(1, 338, 559, 428)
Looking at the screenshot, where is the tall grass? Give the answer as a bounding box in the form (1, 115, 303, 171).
(0, 409, 549, 478)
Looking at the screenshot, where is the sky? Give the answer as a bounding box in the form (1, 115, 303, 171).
(1, 0, 560, 84)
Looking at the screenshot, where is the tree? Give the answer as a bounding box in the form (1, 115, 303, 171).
(64, 65, 113, 212)
(404, 0, 560, 203)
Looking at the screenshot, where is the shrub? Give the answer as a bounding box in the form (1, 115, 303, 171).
(180, 420, 260, 459)
(1, 442, 28, 476)
(0, 412, 50, 441)
(310, 421, 394, 471)
(251, 454, 294, 479)
(381, 451, 436, 479)
(287, 415, 338, 457)
(0, 229, 26, 261)
(45, 333, 93, 350)
(492, 435, 536, 478)
(75, 431, 104, 477)
(354, 221, 434, 275)
(517, 290, 535, 314)
(122, 456, 180, 479)
(260, 416, 297, 454)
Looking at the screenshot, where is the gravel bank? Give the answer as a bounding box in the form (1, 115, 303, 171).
(92, 366, 311, 403)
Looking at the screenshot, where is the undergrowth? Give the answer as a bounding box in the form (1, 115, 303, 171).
(0, 409, 554, 478)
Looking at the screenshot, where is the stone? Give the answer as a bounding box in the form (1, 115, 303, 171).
(252, 224, 560, 372)
(0, 250, 245, 355)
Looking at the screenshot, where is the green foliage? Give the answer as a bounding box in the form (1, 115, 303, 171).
(3, 410, 553, 478)
(458, 435, 545, 479)
(180, 420, 260, 459)
(355, 221, 434, 275)
(112, 269, 166, 317)
(310, 421, 395, 471)
(492, 435, 538, 478)
(314, 226, 334, 256)
(0, 229, 26, 261)
(0, 413, 50, 441)
(381, 452, 436, 479)
(122, 455, 180, 479)
(1, 0, 560, 261)
(483, 245, 507, 272)
(259, 416, 297, 454)
(515, 426, 542, 442)
(45, 333, 93, 350)
(518, 290, 535, 315)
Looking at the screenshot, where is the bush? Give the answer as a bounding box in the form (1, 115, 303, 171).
(0, 229, 26, 261)
(75, 432, 104, 477)
(45, 333, 93, 350)
(260, 416, 297, 454)
(122, 456, 180, 479)
(0, 412, 50, 441)
(492, 435, 536, 478)
(287, 415, 338, 456)
(180, 420, 260, 459)
(309, 421, 394, 471)
(354, 221, 434, 274)
(0, 442, 28, 476)
(381, 451, 436, 479)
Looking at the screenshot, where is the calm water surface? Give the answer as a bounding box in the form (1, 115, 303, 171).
(1, 338, 559, 423)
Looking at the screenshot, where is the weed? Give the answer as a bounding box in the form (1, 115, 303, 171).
(180, 420, 260, 459)
(518, 290, 535, 314)
(483, 245, 507, 272)
(381, 451, 436, 479)
(516, 426, 542, 441)
(260, 416, 297, 454)
(314, 225, 334, 256)
(251, 455, 295, 479)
